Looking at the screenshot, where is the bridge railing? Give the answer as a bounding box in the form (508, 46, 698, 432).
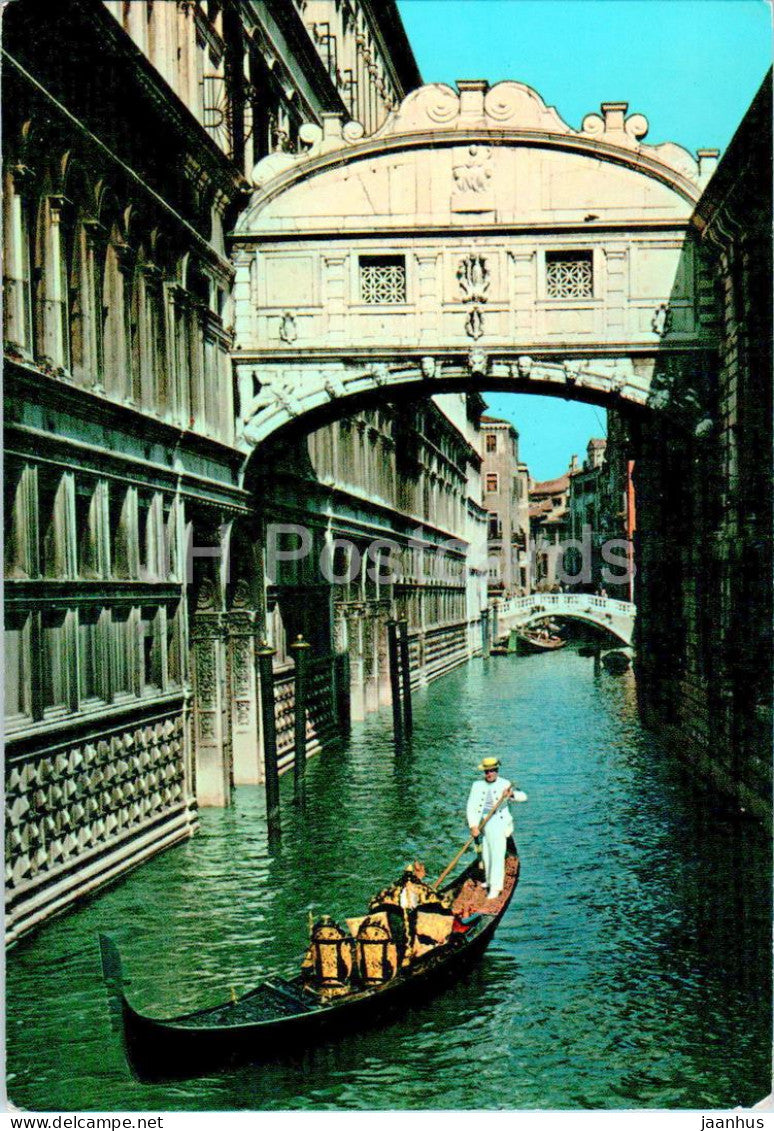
(494, 593, 636, 619)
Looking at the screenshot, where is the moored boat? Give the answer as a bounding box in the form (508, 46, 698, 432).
(516, 627, 567, 654)
(100, 844, 521, 1082)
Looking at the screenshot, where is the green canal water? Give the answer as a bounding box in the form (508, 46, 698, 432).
(6, 649, 772, 1111)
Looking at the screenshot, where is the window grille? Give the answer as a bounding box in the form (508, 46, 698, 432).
(545, 251, 593, 299)
(360, 256, 406, 304)
(485, 473, 499, 492)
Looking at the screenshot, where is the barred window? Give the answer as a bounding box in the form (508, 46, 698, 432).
(360, 256, 406, 304)
(545, 251, 593, 299)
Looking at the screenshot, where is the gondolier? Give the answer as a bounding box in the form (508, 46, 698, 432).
(467, 757, 527, 899)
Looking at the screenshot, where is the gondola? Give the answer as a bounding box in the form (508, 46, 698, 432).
(516, 628, 567, 654)
(99, 842, 520, 1082)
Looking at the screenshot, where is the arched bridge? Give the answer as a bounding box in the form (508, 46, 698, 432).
(495, 593, 636, 646)
(231, 78, 719, 456)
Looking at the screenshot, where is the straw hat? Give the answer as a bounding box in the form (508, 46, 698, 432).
(478, 757, 500, 771)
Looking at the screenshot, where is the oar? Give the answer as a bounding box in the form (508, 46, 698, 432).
(433, 787, 511, 888)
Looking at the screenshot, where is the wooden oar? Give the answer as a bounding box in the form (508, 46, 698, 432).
(433, 787, 511, 889)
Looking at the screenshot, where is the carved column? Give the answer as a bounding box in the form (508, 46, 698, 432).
(42, 195, 70, 369)
(227, 583, 262, 785)
(190, 579, 231, 806)
(4, 165, 34, 357)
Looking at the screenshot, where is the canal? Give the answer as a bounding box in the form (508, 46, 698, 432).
(6, 648, 771, 1112)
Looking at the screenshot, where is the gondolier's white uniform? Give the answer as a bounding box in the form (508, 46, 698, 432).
(466, 775, 527, 899)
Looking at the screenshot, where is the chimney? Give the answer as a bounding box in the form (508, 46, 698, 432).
(569, 454, 578, 473)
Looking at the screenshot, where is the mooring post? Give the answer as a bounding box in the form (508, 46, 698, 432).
(491, 600, 499, 647)
(290, 634, 311, 804)
(256, 640, 281, 843)
(387, 619, 403, 744)
(398, 618, 413, 736)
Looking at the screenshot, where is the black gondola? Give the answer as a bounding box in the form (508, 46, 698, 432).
(100, 843, 521, 1082)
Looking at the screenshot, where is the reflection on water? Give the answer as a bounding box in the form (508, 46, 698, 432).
(6, 649, 771, 1111)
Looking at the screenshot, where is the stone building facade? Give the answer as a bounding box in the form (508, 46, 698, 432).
(529, 468, 574, 590)
(254, 394, 487, 737)
(480, 416, 530, 597)
(634, 73, 772, 825)
(3, 0, 421, 942)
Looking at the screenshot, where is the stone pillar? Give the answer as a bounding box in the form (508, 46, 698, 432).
(348, 607, 366, 720)
(190, 579, 231, 807)
(228, 593, 262, 785)
(42, 196, 69, 368)
(604, 248, 628, 342)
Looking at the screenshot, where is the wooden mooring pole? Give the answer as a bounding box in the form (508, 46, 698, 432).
(387, 619, 404, 744)
(398, 618, 413, 737)
(290, 634, 311, 805)
(256, 640, 281, 845)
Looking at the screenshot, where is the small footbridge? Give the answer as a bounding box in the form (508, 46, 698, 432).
(494, 593, 636, 647)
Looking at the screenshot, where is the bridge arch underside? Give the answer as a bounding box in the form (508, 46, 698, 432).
(230, 80, 719, 457)
(518, 611, 632, 646)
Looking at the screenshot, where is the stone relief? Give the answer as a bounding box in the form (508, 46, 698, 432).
(278, 312, 298, 344)
(458, 253, 490, 340)
(651, 303, 674, 337)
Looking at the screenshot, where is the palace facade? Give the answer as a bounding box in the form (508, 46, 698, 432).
(3, 0, 423, 943)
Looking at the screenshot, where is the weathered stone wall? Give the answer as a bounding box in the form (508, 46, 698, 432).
(634, 75, 772, 827)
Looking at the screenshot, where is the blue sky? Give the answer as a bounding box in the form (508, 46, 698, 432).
(397, 0, 771, 479)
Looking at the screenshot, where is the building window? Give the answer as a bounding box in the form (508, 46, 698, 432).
(41, 608, 70, 712)
(485, 433, 497, 453)
(545, 250, 593, 299)
(141, 606, 163, 694)
(485, 473, 499, 493)
(360, 256, 406, 304)
(111, 607, 134, 698)
(488, 512, 501, 539)
(78, 607, 107, 704)
(5, 611, 31, 723)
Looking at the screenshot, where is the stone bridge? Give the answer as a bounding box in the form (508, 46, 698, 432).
(231, 78, 720, 455)
(495, 593, 636, 647)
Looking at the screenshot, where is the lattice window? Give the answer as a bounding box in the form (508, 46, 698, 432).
(360, 256, 407, 304)
(545, 251, 593, 299)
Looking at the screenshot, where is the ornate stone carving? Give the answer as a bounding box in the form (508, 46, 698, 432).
(458, 253, 490, 340)
(467, 349, 488, 377)
(324, 374, 346, 400)
(420, 356, 438, 379)
(249, 80, 704, 197)
(194, 640, 217, 706)
(278, 312, 297, 344)
(458, 253, 490, 304)
(5, 716, 185, 891)
(452, 144, 493, 210)
(651, 303, 674, 337)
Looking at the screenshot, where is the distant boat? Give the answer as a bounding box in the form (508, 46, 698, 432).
(516, 628, 567, 654)
(490, 631, 518, 655)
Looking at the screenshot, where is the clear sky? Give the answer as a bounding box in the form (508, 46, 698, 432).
(397, 0, 772, 479)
